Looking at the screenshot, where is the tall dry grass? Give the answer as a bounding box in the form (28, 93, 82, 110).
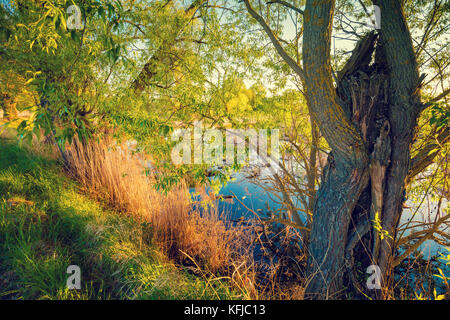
(2, 127, 308, 299)
(63, 136, 257, 295)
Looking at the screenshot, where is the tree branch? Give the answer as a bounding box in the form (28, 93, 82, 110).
(430, 87, 450, 102)
(266, 0, 304, 15)
(302, 0, 367, 162)
(408, 125, 449, 181)
(393, 213, 450, 267)
(243, 0, 305, 79)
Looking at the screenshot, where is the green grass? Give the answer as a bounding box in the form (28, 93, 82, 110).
(0, 138, 239, 300)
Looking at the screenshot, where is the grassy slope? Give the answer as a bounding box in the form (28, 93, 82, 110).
(0, 138, 237, 300)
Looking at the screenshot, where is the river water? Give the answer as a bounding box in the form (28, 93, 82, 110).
(191, 166, 448, 259)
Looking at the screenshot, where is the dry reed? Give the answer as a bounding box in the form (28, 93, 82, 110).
(63, 136, 256, 289)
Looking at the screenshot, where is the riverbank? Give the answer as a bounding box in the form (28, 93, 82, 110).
(0, 138, 241, 299)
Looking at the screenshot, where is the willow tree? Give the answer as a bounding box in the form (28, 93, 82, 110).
(243, 0, 449, 298)
(0, 0, 128, 145)
(130, 0, 207, 95)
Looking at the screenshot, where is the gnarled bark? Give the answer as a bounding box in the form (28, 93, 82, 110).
(372, 0, 423, 294)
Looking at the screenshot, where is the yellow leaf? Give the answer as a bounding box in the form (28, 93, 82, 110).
(433, 288, 445, 300)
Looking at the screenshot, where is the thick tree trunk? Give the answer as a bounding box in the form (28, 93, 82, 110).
(302, 0, 373, 299)
(303, 0, 423, 299)
(304, 31, 390, 299)
(305, 155, 369, 298)
(372, 0, 423, 295)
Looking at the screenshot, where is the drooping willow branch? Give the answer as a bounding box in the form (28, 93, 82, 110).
(243, 0, 305, 80)
(266, 0, 304, 15)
